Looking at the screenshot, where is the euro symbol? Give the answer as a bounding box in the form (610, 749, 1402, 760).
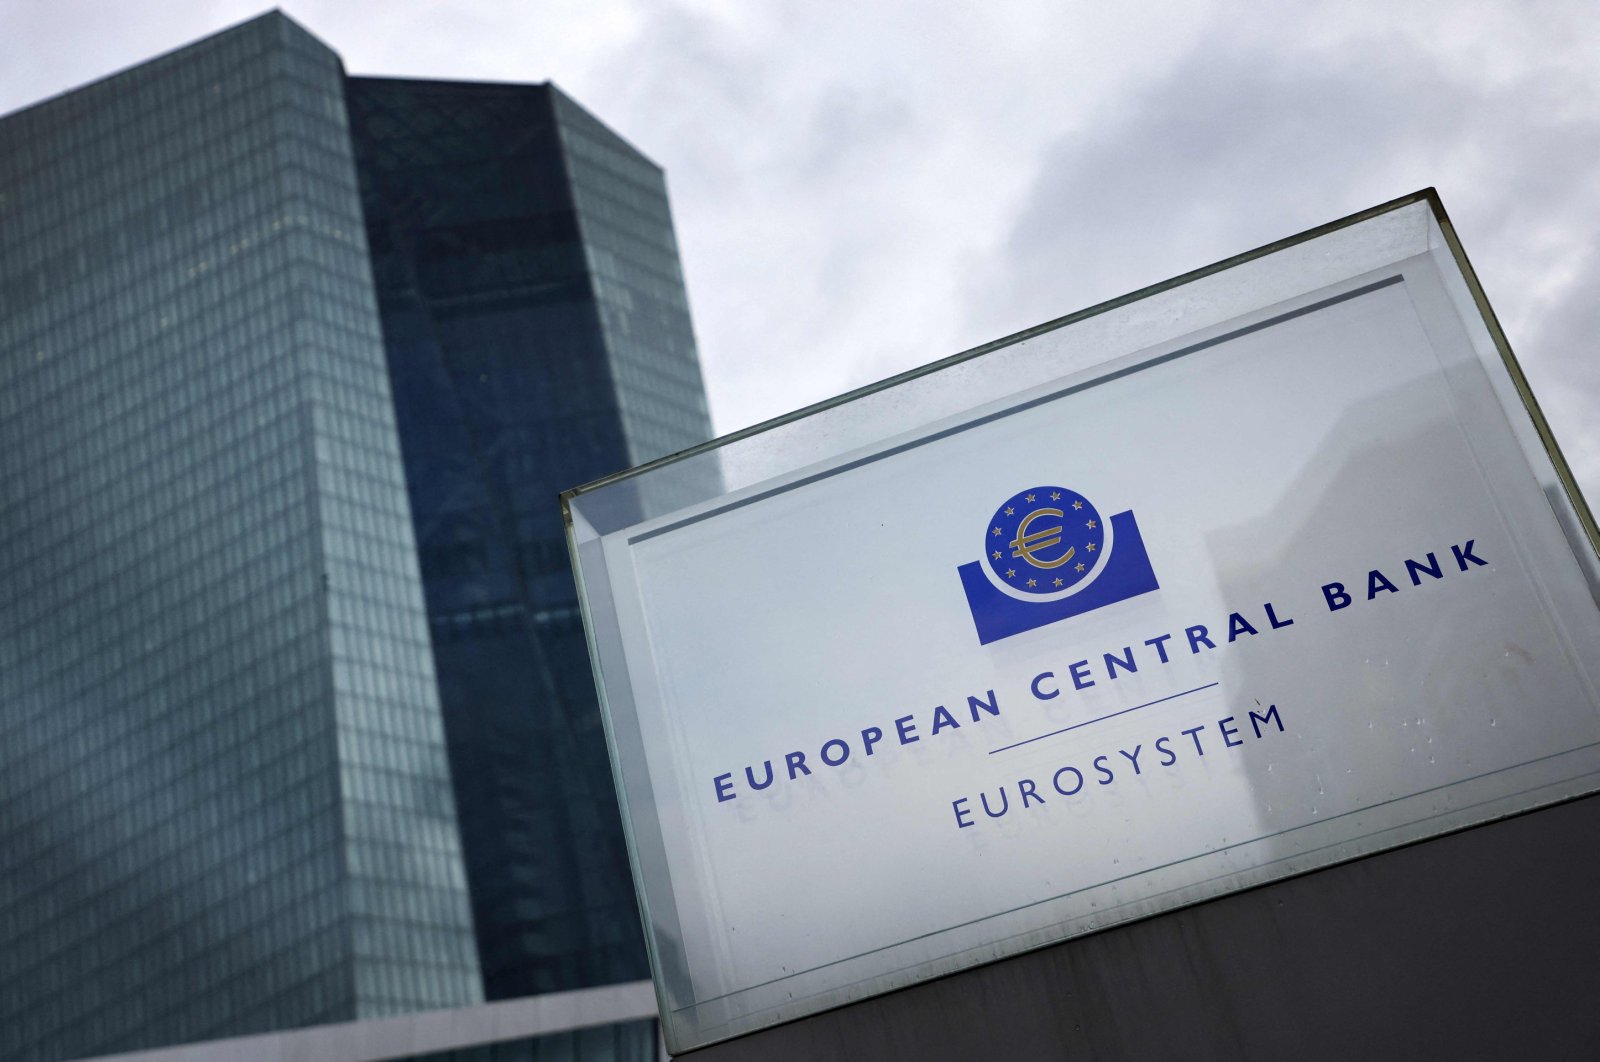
(1010, 508, 1074, 569)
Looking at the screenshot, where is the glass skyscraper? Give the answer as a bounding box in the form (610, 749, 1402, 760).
(0, 10, 710, 1061)
(346, 73, 711, 1000)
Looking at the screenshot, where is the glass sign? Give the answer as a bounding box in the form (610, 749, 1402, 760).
(563, 192, 1600, 1053)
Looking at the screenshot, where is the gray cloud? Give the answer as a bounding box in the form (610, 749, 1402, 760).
(1, 0, 1594, 504)
(1517, 242, 1600, 495)
(967, 16, 1600, 499)
(978, 34, 1471, 330)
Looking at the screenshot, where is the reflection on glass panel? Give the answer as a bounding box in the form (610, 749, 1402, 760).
(0, 13, 479, 1060)
(347, 76, 713, 1002)
(567, 194, 1600, 1052)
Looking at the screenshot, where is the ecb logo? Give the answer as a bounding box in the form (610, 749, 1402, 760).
(956, 485, 1160, 644)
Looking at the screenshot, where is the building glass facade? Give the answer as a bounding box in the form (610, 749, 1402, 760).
(394, 1019, 659, 1062)
(0, 14, 483, 1060)
(345, 77, 713, 1001)
(0, 9, 715, 1061)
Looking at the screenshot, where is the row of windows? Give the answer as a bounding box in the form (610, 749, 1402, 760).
(0, 21, 486, 1057)
(0, 435, 303, 558)
(0, 181, 290, 319)
(0, 502, 318, 662)
(0, 572, 306, 661)
(2, 767, 339, 887)
(328, 658, 438, 716)
(334, 730, 459, 796)
(1, 273, 300, 421)
(3, 837, 345, 970)
(343, 874, 477, 934)
(568, 183, 681, 269)
(0, 45, 349, 244)
(338, 793, 473, 860)
(0, 431, 307, 565)
(340, 797, 461, 856)
(3, 862, 348, 1017)
(329, 621, 436, 678)
(0, 247, 302, 395)
(607, 337, 706, 398)
(0, 656, 330, 785)
(585, 240, 694, 316)
(322, 507, 425, 570)
(6, 124, 304, 257)
(552, 98, 663, 185)
(0, 616, 325, 755)
(310, 364, 407, 430)
(352, 957, 484, 1011)
(0, 619, 323, 758)
(0, 20, 289, 149)
(1, 742, 339, 895)
(4, 946, 350, 1057)
(351, 916, 477, 967)
(331, 691, 449, 749)
(564, 148, 710, 477)
(313, 409, 420, 485)
(1, 187, 371, 366)
(0, 379, 302, 500)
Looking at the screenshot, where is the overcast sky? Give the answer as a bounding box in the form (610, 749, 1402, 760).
(3, 0, 1597, 500)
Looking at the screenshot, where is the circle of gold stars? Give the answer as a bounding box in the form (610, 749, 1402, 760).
(987, 487, 1106, 593)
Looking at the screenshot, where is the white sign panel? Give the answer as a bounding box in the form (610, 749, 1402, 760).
(565, 194, 1600, 1052)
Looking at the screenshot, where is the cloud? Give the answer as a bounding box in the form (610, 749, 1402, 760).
(531, 1, 1233, 434)
(0, 0, 1593, 501)
(965, 9, 1600, 499)
(1517, 242, 1600, 497)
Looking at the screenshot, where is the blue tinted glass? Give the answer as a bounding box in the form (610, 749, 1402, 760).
(0, 15, 480, 1059)
(347, 76, 712, 1000)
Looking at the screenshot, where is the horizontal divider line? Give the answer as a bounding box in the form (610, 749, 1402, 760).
(989, 682, 1221, 755)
